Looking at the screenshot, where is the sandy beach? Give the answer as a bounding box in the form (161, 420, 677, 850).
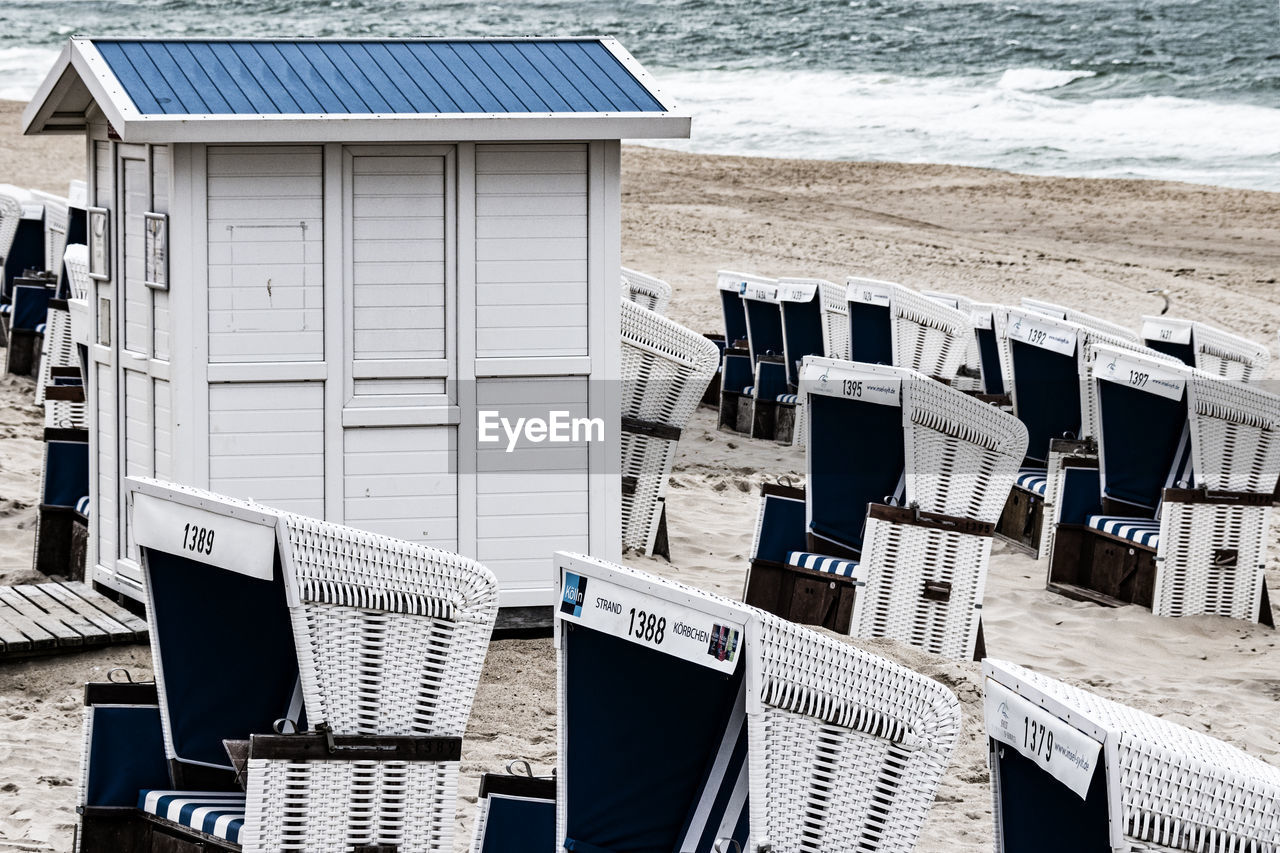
(0, 96, 1277, 852)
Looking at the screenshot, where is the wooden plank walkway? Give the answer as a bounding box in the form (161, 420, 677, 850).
(0, 581, 147, 659)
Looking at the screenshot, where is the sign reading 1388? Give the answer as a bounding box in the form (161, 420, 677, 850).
(559, 570, 745, 675)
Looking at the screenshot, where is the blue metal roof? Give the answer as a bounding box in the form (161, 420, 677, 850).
(94, 39, 667, 116)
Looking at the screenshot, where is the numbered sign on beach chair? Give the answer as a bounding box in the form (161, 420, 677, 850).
(846, 277, 973, 382)
(1141, 315, 1271, 382)
(716, 270, 773, 432)
(620, 299, 720, 556)
(78, 478, 498, 852)
(556, 553, 961, 853)
(996, 308, 1176, 558)
(983, 659, 1280, 853)
(620, 266, 672, 315)
(745, 356, 1027, 659)
(1047, 344, 1280, 623)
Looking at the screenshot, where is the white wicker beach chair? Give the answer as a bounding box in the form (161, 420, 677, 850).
(31, 190, 69, 290)
(556, 552, 961, 853)
(620, 266, 673, 314)
(76, 478, 498, 853)
(924, 290, 1012, 399)
(984, 658, 1280, 853)
(996, 307, 1180, 558)
(745, 356, 1027, 659)
(846, 277, 973, 382)
(1021, 296, 1140, 343)
(620, 299, 720, 556)
(716, 270, 775, 432)
(0, 190, 23, 270)
(1141, 315, 1271, 381)
(1047, 344, 1280, 623)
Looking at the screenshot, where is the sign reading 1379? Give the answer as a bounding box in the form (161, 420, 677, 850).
(559, 570, 745, 675)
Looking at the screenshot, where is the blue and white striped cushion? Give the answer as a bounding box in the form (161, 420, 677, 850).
(787, 551, 859, 577)
(1015, 467, 1048, 497)
(35, 323, 46, 334)
(775, 393, 798, 404)
(741, 385, 755, 397)
(0, 304, 10, 314)
(1088, 515, 1161, 549)
(75, 496, 90, 516)
(138, 791, 245, 844)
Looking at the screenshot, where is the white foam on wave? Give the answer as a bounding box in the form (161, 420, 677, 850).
(0, 47, 61, 103)
(648, 68, 1280, 190)
(997, 67, 1095, 91)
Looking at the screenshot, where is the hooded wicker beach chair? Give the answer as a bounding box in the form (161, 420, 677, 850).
(983, 658, 1280, 853)
(620, 266, 673, 315)
(556, 552, 961, 853)
(726, 273, 791, 437)
(745, 356, 1027, 659)
(1140, 315, 1271, 381)
(469, 766, 555, 853)
(77, 478, 498, 853)
(1046, 344, 1280, 623)
(716, 270, 772, 431)
(1021, 297, 1140, 343)
(620, 299, 720, 557)
(995, 307, 1179, 558)
(845, 277, 973, 383)
(923, 290, 1012, 400)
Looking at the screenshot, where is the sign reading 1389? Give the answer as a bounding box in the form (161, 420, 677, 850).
(559, 570, 745, 675)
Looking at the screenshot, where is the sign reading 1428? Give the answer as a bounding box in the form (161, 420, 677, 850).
(559, 571, 744, 675)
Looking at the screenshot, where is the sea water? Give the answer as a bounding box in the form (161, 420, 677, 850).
(1, 0, 1277, 189)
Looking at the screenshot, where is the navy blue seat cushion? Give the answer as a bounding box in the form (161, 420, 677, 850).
(1015, 467, 1048, 497)
(1087, 515, 1160, 549)
(787, 551, 859, 577)
(138, 790, 245, 844)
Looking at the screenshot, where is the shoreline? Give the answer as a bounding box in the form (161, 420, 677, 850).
(1, 94, 1278, 852)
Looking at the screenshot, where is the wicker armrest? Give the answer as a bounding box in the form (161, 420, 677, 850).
(1162, 487, 1272, 506)
(620, 416, 681, 441)
(247, 732, 462, 762)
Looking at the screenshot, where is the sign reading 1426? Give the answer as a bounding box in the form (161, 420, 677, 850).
(559, 571, 745, 675)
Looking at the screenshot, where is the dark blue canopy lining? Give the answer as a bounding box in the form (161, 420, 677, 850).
(744, 299, 784, 360)
(1097, 380, 1189, 512)
(145, 547, 299, 772)
(479, 795, 556, 853)
(563, 625, 748, 853)
(1147, 337, 1196, 367)
(808, 393, 905, 553)
(720, 290, 748, 345)
(780, 300, 825, 387)
(848, 303, 892, 364)
(95, 40, 665, 116)
(754, 493, 807, 564)
(1010, 340, 1081, 463)
(975, 327, 1005, 395)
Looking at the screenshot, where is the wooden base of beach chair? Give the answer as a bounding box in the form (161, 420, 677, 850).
(1046, 525, 1157, 609)
(35, 505, 85, 579)
(718, 390, 743, 431)
(775, 403, 796, 445)
(5, 327, 41, 376)
(744, 398, 779, 441)
(78, 808, 154, 853)
(743, 558, 856, 633)
(995, 487, 1043, 555)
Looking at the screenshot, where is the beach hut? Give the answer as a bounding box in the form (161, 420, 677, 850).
(24, 37, 688, 619)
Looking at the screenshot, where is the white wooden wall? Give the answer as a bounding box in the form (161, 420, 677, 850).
(85, 120, 175, 597)
(89, 136, 621, 608)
